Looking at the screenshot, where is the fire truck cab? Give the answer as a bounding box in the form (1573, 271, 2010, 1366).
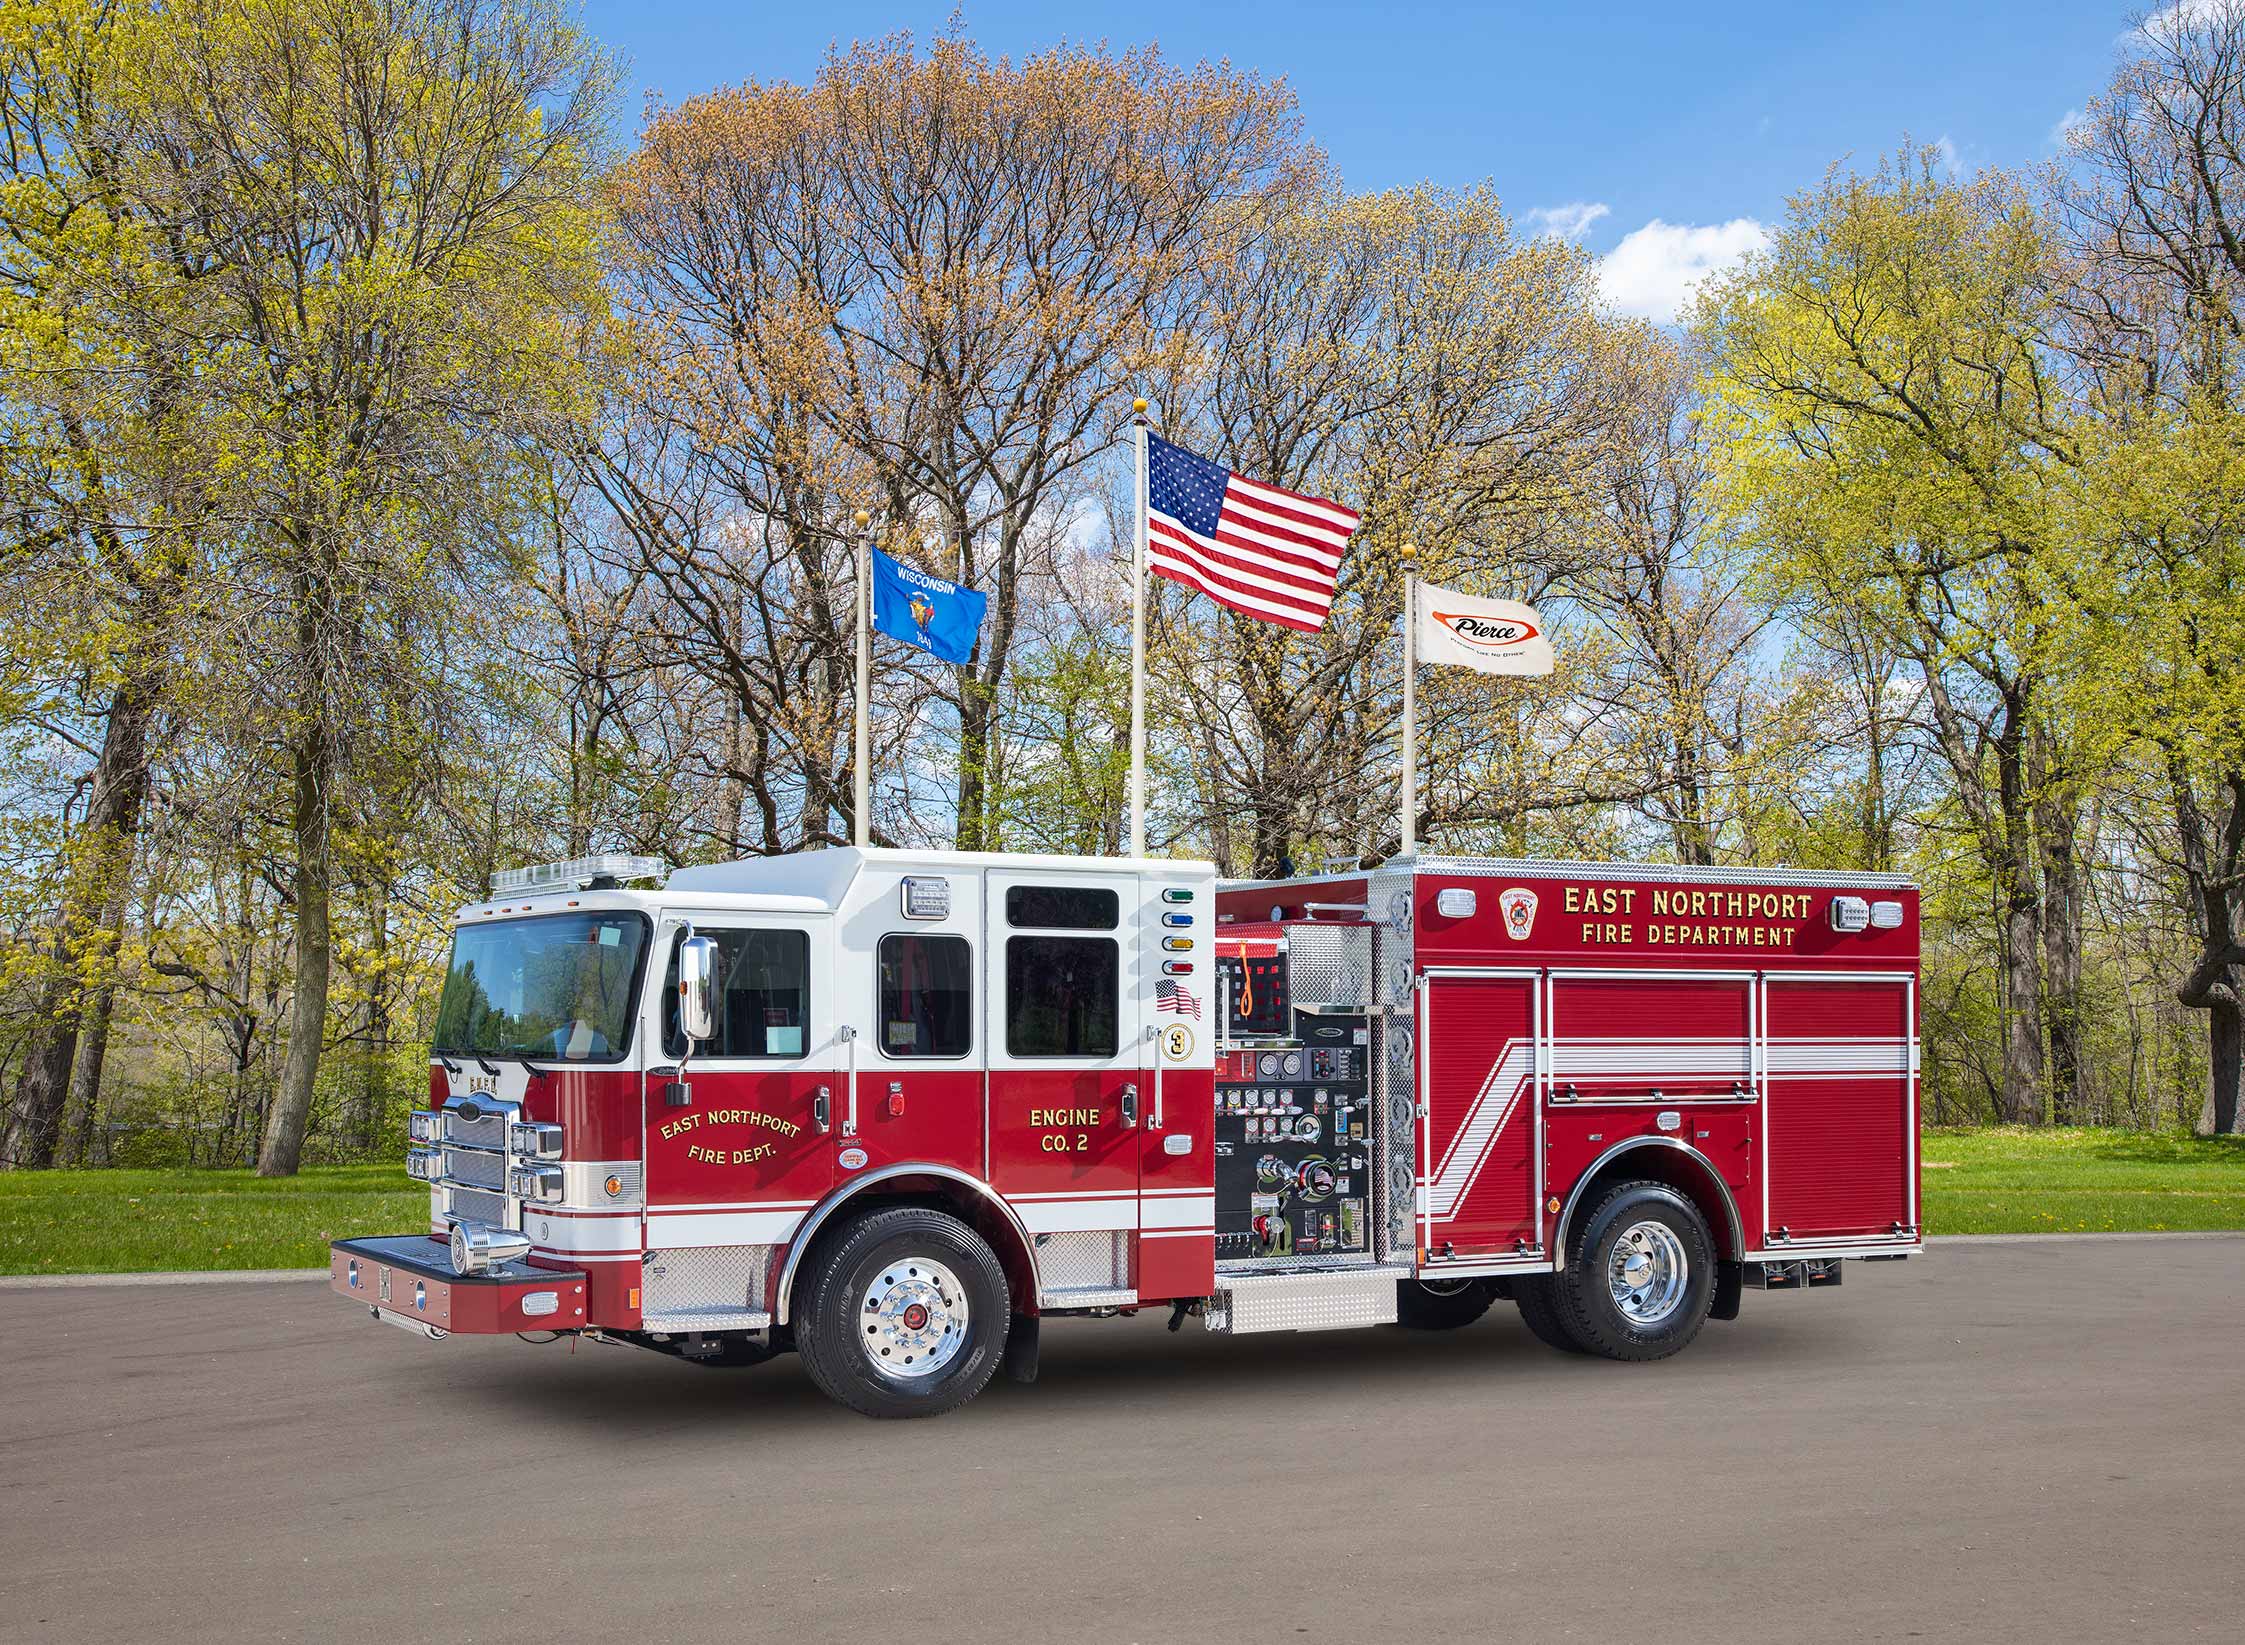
(332, 847, 1921, 1418)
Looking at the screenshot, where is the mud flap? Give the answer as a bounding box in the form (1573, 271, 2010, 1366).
(1711, 1259, 1743, 1322)
(1004, 1313, 1040, 1383)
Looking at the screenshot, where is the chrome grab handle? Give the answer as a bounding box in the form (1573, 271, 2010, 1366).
(1119, 1084, 1139, 1128)
(1146, 1023, 1164, 1129)
(812, 1086, 831, 1133)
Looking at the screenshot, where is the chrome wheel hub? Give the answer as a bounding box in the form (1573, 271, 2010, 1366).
(860, 1256, 968, 1381)
(1607, 1219, 1688, 1326)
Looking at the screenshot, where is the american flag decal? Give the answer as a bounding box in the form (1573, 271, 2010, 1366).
(1155, 978, 1201, 1017)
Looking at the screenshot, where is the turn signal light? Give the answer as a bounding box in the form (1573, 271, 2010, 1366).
(1162, 936, 1192, 951)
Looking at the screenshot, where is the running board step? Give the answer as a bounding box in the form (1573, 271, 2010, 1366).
(643, 1306, 772, 1334)
(1206, 1266, 1410, 1336)
(1039, 1286, 1138, 1311)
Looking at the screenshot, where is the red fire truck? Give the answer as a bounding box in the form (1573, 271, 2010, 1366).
(331, 847, 1921, 1417)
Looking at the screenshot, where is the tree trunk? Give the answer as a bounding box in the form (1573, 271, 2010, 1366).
(2209, 991, 2244, 1136)
(2032, 732, 2088, 1123)
(955, 670, 995, 852)
(1, 673, 158, 1169)
(2000, 895, 2046, 1124)
(259, 715, 334, 1177)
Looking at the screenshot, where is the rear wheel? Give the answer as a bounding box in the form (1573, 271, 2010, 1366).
(794, 1207, 1010, 1418)
(1552, 1181, 1714, 1362)
(1394, 1277, 1495, 1330)
(1512, 1275, 1587, 1353)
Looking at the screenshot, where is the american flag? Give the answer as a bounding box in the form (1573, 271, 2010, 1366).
(1155, 978, 1201, 1018)
(1146, 433, 1359, 632)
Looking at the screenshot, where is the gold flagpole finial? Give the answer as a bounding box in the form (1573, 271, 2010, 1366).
(852, 509, 871, 528)
(1400, 540, 1417, 560)
(1131, 397, 1149, 415)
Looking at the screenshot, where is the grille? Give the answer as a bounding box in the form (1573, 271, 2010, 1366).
(442, 1147, 507, 1191)
(443, 1104, 509, 1150)
(442, 1184, 508, 1227)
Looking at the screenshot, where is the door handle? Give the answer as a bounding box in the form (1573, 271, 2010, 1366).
(813, 1086, 831, 1133)
(1119, 1084, 1139, 1128)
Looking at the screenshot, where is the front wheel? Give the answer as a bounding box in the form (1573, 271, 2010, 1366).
(794, 1207, 1010, 1418)
(1552, 1181, 1715, 1362)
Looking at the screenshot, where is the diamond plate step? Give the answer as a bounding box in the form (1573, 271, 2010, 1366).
(1206, 1265, 1410, 1335)
(1039, 1286, 1138, 1311)
(643, 1306, 772, 1334)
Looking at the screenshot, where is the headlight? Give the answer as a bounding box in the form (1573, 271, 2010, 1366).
(508, 1164, 564, 1204)
(406, 1147, 441, 1182)
(408, 1110, 441, 1144)
(448, 1219, 532, 1275)
(508, 1120, 564, 1161)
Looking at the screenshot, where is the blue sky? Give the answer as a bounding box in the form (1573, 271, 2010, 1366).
(579, 0, 2143, 320)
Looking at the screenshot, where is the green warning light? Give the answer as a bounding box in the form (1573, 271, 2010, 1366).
(1162, 888, 1194, 903)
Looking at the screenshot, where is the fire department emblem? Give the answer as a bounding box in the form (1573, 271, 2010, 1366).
(1498, 886, 1538, 941)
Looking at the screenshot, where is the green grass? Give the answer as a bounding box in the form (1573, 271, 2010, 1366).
(0, 1164, 427, 1275)
(2, 1128, 2241, 1273)
(1921, 1127, 2245, 1234)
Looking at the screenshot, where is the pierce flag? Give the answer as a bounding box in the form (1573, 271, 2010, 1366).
(1414, 581, 1554, 676)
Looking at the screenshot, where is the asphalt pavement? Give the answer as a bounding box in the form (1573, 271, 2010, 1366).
(2, 1235, 2240, 1643)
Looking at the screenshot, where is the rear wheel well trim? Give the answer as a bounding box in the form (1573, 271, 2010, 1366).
(773, 1163, 1036, 1327)
(1554, 1137, 1742, 1261)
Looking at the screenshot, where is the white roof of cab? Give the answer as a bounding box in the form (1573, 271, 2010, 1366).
(665, 846, 1216, 911)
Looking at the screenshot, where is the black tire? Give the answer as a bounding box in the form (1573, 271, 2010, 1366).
(793, 1206, 1010, 1418)
(1512, 1275, 1588, 1353)
(1394, 1277, 1496, 1331)
(1552, 1180, 1715, 1362)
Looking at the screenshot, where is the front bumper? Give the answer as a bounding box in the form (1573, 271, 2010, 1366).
(331, 1234, 587, 1335)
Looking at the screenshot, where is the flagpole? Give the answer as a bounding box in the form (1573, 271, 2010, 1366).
(1128, 397, 1151, 860)
(1400, 541, 1418, 858)
(853, 507, 871, 849)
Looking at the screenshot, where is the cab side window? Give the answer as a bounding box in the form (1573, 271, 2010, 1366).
(879, 933, 972, 1058)
(1006, 935, 1119, 1057)
(664, 928, 811, 1058)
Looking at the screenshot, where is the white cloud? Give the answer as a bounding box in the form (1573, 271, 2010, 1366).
(1933, 134, 1961, 175)
(2137, 0, 2245, 42)
(1596, 217, 1770, 323)
(1522, 200, 1610, 242)
(2048, 107, 2088, 149)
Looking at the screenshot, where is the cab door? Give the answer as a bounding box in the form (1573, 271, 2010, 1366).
(642, 916, 836, 1251)
(984, 870, 1141, 1300)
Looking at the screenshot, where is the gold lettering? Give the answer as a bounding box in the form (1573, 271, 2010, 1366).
(1565, 886, 1581, 914)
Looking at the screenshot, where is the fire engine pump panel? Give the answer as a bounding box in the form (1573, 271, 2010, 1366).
(1215, 927, 1379, 1265)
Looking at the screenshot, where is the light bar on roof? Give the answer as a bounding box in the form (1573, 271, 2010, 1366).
(490, 854, 666, 895)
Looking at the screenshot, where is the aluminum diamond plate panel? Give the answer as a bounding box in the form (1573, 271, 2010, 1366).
(1208, 1266, 1408, 1334)
(644, 1243, 772, 1317)
(1034, 1230, 1128, 1290)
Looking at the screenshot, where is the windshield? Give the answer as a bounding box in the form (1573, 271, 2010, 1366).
(431, 913, 649, 1063)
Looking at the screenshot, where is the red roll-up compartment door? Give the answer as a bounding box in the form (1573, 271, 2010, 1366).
(1762, 976, 1916, 1241)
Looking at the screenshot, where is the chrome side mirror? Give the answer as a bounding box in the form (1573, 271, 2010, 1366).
(678, 934, 719, 1047)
